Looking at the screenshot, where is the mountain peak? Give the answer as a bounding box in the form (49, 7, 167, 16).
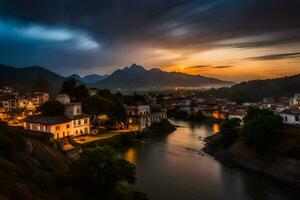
(124, 63, 146, 73)
(70, 74, 82, 79)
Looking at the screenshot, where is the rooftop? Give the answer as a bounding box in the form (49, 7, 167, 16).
(25, 114, 89, 125)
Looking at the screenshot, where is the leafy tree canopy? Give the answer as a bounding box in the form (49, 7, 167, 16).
(37, 101, 65, 116)
(71, 146, 136, 197)
(242, 107, 283, 153)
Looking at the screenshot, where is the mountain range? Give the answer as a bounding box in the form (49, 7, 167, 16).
(67, 74, 108, 83)
(91, 64, 234, 90)
(0, 63, 233, 93)
(0, 64, 65, 94)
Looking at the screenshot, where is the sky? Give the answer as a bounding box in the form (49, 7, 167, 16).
(0, 0, 300, 81)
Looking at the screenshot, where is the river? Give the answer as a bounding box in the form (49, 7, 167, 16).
(121, 119, 299, 200)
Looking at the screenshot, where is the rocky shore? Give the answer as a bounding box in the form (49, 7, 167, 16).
(203, 127, 300, 188)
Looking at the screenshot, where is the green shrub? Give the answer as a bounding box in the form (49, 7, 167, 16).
(242, 108, 282, 154)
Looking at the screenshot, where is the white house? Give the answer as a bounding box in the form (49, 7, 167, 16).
(280, 110, 300, 125)
(32, 92, 49, 105)
(228, 111, 247, 124)
(88, 88, 98, 96)
(126, 105, 167, 132)
(290, 93, 300, 106)
(25, 103, 90, 140)
(2, 97, 17, 111)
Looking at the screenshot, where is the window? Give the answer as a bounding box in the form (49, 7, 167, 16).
(77, 108, 80, 114)
(285, 117, 288, 122)
(73, 121, 76, 126)
(295, 116, 299, 122)
(78, 120, 81, 125)
(55, 126, 60, 131)
(84, 118, 88, 124)
(66, 124, 70, 129)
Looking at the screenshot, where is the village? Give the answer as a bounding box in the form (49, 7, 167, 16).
(0, 84, 300, 154)
(0, 85, 169, 152)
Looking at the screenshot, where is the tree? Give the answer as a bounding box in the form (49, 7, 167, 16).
(82, 96, 110, 116)
(73, 84, 88, 102)
(71, 146, 136, 198)
(243, 107, 274, 123)
(37, 101, 65, 116)
(242, 108, 283, 153)
(220, 118, 241, 148)
(60, 80, 89, 102)
(32, 78, 50, 93)
(60, 79, 76, 97)
(82, 95, 127, 127)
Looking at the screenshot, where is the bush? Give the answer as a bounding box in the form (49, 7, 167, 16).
(37, 101, 65, 116)
(220, 118, 241, 148)
(242, 108, 282, 154)
(71, 146, 136, 197)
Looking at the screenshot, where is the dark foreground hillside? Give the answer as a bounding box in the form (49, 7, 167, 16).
(0, 122, 146, 200)
(0, 122, 75, 200)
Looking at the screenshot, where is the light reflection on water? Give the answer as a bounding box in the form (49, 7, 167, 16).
(124, 148, 137, 164)
(213, 123, 220, 134)
(121, 119, 299, 200)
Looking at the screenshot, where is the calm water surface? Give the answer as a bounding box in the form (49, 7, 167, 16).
(121, 119, 299, 200)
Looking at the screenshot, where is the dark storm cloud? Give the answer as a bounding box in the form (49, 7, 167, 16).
(0, 0, 300, 75)
(246, 52, 300, 61)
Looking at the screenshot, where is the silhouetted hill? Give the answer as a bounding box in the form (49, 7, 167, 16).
(67, 74, 108, 83)
(93, 64, 234, 90)
(205, 74, 300, 102)
(0, 64, 65, 94)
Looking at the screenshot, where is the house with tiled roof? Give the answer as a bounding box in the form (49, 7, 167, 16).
(25, 103, 90, 140)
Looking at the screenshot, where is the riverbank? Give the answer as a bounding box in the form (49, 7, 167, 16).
(203, 125, 300, 188)
(137, 119, 177, 138)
